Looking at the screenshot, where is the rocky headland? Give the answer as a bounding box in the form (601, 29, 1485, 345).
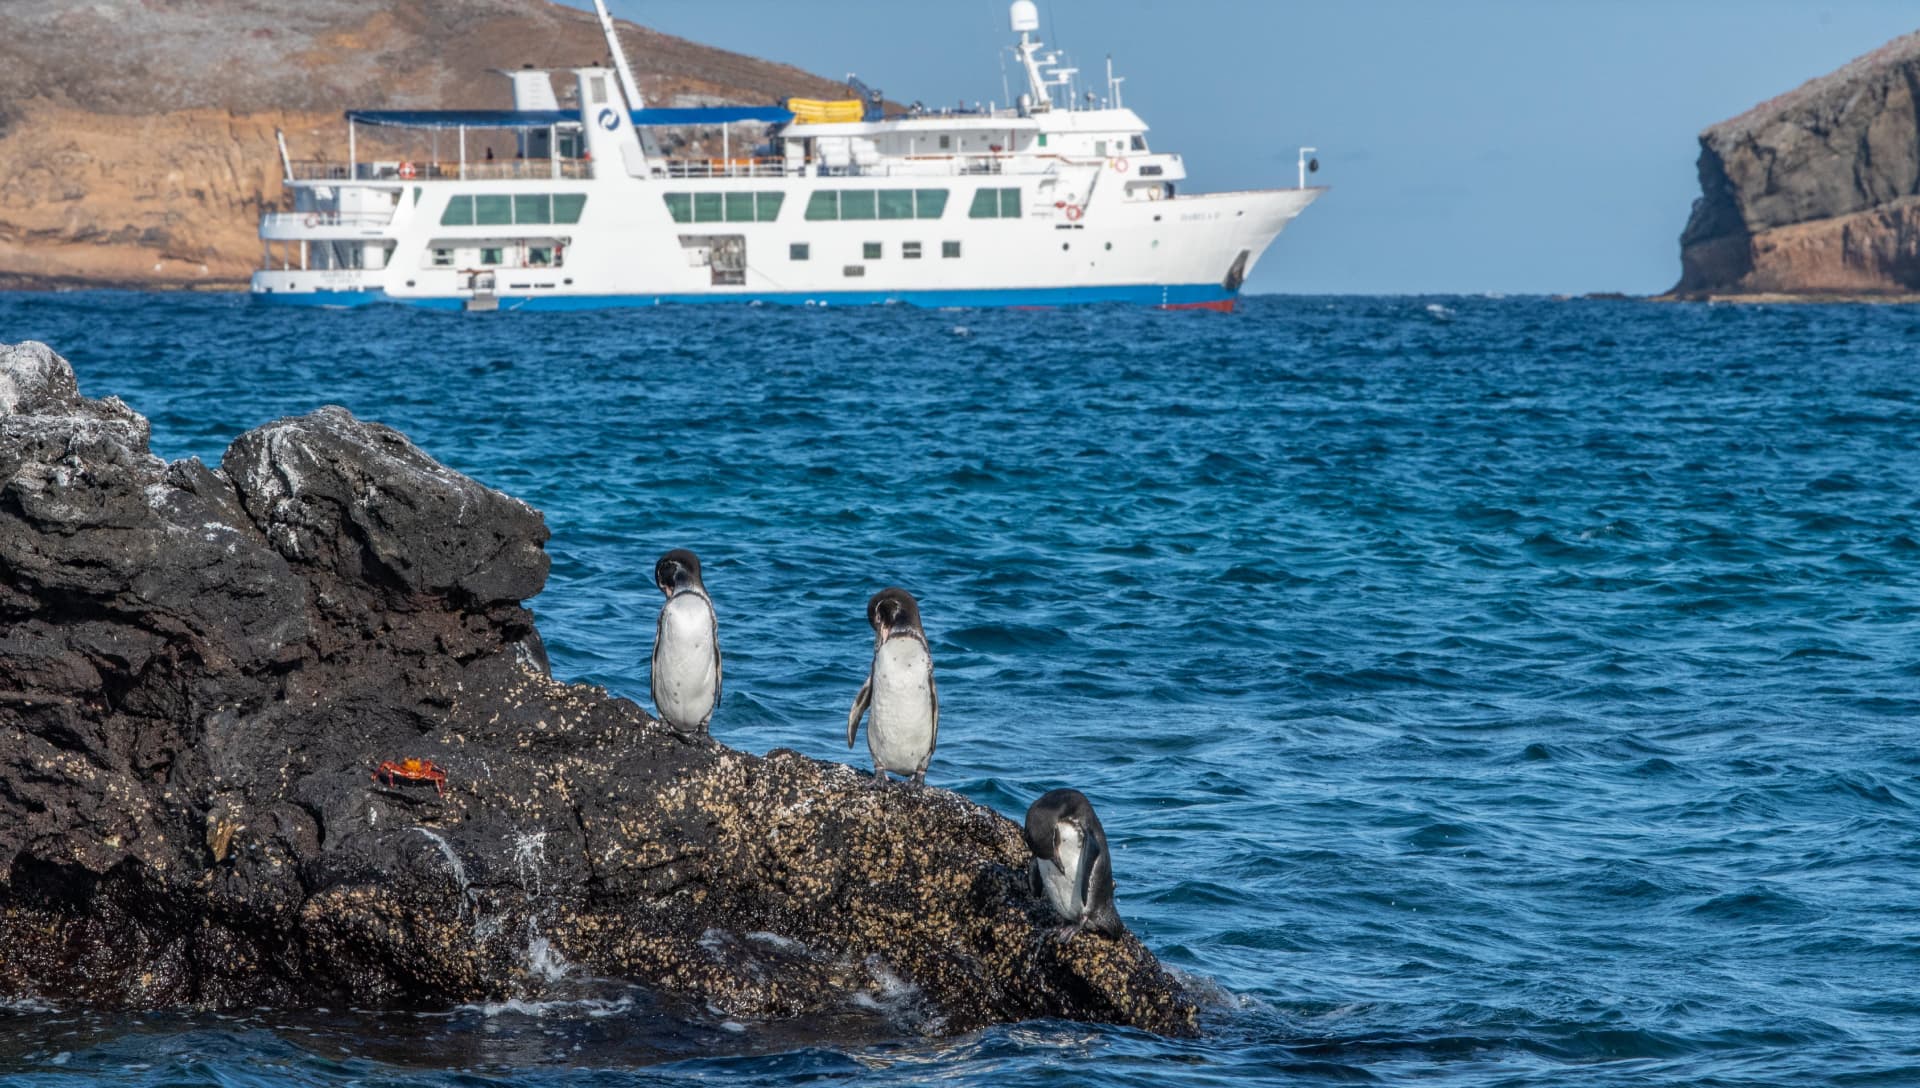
(1671, 31, 1920, 300)
(0, 341, 1196, 1036)
(0, 0, 850, 290)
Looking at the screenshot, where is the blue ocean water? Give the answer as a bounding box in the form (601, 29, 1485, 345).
(2, 292, 1917, 1087)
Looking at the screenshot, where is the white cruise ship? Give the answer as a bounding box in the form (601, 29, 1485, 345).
(251, 1, 1324, 312)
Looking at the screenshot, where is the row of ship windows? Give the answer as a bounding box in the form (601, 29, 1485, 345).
(663, 189, 1024, 224)
(789, 241, 964, 262)
(441, 194, 588, 226)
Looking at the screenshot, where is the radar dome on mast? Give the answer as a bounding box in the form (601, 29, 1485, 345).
(1010, 1, 1041, 34)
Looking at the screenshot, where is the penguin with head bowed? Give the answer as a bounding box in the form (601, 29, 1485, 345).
(1024, 788, 1125, 938)
(846, 587, 938, 785)
(650, 549, 721, 737)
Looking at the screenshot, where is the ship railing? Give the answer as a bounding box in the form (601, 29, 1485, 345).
(287, 160, 594, 182)
(262, 211, 396, 230)
(811, 155, 1007, 178)
(656, 158, 790, 179)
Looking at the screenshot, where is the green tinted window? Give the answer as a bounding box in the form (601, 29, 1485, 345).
(914, 190, 948, 219)
(969, 189, 999, 218)
(514, 194, 551, 225)
(878, 190, 914, 220)
(554, 193, 588, 224)
(863, 242, 882, 259)
(693, 193, 723, 222)
(806, 191, 838, 221)
(474, 195, 512, 225)
(840, 190, 876, 220)
(440, 195, 475, 226)
(999, 189, 1021, 217)
(663, 193, 692, 223)
(725, 192, 756, 222)
(756, 192, 785, 222)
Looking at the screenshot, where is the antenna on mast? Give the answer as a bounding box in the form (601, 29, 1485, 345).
(590, 0, 646, 110)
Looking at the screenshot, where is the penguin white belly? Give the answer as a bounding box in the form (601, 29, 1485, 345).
(654, 594, 717, 727)
(1041, 823, 1086, 921)
(868, 638, 934, 773)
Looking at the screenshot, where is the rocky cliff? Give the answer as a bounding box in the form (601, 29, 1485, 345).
(1672, 31, 1920, 298)
(0, 341, 1196, 1036)
(0, 0, 849, 290)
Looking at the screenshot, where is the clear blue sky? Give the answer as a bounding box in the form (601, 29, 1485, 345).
(581, 1, 1917, 295)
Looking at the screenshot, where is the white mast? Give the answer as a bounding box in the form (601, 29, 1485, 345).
(1010, 1, 1052, 112)
(590, 0, 646, 111)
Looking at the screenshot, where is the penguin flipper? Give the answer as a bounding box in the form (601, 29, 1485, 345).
(926, 669, 939, 755)
(710, 604, 723, 712)
(847, 673, 873, 748)
(1082, 831, 1124, 937)
(649, 604, 668, 721)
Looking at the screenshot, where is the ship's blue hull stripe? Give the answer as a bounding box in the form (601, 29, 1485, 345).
(250, 283, 1236, 311)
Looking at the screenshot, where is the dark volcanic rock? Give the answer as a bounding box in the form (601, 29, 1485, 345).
(0, 342, 1196, 1035)
(1673, 32, 1920, 297)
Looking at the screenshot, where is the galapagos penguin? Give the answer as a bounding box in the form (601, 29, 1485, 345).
(846, 587, 938, 784)
(650, 548, 721, 736)
(1024, 788, 1125, 937)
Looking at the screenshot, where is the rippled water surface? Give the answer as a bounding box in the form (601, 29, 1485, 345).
(2, 293, 1917, 1086)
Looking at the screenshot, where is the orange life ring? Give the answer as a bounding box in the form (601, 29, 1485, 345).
(1065, 204, 1084, 222)
(1112, 157, 1130, 173)
(397, 162, 417, 180)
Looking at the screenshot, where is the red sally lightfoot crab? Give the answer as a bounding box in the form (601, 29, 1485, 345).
(371, 758, 448, 796)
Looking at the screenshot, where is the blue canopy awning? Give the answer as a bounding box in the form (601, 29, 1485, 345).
(345, 107, 795, 129)
(630, 106, 794, 125)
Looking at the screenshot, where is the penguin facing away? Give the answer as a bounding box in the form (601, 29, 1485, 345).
(846, 587, 938, 785)
(650, 549, 721, 736)
(1024, 788, 1125, 938)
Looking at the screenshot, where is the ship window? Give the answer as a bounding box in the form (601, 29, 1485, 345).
(878, 190, 914, 220)
(970, 188, 1021, 219)
(554, 193, 588, 224)
(1131, 135, 1148, 151)
(939, 135, 951, 151)
(914, 189, 948, 218)
(515, 194, 552, 225)
(726, 193, 756, 222)
(806, 191, 838, 221)
(664, 193, 693, 223)
(904, 242, 922, 260)
(480, 246, 504, 265)
(430, 248, 453, 267)
(474, 195, 512, 226)
(527, 246, 554, 267)
(841, 191, 877, 220)
(863, 242, 882, 260)
(791, 243, 809, 261)
(844, 265, 865, 277)
(693, 193, 724, 222)
(440, 195, 475, 226)
(1038, 134, 1048, 148)
(413, 187, 423, 206)
(756, 192, 785, 221)
(943, 241, 961, 258)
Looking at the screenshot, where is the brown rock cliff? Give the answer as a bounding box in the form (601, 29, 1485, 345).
(1672, 31, 1920, 298)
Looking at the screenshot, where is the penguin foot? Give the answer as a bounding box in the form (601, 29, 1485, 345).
(908, 771, 926, 787)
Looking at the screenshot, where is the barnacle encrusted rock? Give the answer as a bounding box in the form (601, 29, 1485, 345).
(0, 341, 1196, 1036)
